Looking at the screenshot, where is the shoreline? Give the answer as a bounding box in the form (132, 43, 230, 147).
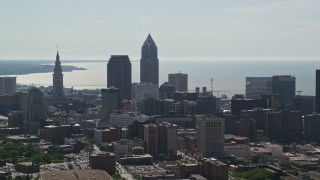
(0, 65, 86, 76)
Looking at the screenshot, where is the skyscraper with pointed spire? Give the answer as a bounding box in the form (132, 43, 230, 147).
(53, 51, 64, 100)
(140, 34, 159, 85)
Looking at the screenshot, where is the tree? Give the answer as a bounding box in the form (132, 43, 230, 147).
(232, 168, 274, 180)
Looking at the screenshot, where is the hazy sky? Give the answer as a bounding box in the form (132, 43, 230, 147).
(1, 0, 320, 60)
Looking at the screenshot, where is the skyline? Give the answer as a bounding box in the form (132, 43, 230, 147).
(1, 0, 320, 60)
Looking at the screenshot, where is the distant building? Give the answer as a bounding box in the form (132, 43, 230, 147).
(8, 111, 23, 128)
(43, 124, 80, 144)
(197, 95, 219, 115)
(159, 82, 175, 100)
(157, 122, 178, 159)
(173, 101, 185, 115)
(139, 98, 164, 116)
(264, 143, 283, 157)
(110, 111, 149, 128)
(52, 51, 64, 101)
(107, 55, 132, 101)
(293, 95, 315, 114)
(231, 94, 266, 117)
(0, 93, 19, 116)
(0, 76, 16, 95)
(168, 72, 188, 92)
(272, 75, 296, 108)
(196, 115, 225, 158)
(112, 139, 144, 157)
(174, 92, 197, 102)
(316, 70, 320, 113)
(244, 108, 272, 133)
(246, 77, 272, 99)
(266, 111, 282, 140)
(89, 153, 116, 175)
(160, 99, 175, 114)
(225, 144, 250, 159)
(304, 113, 320, 142)
(118, 154, 153, 165)
(266, 110, 302, 142)
(82, 119, 99, 129)
(143, 124, 157, 157)
(261, 93, 281, 109)
(222, 113, 237, 135)
(101, 87, 119, 120)
(128, 120, 154, 140)
(235, 113, 257, 141)
(94, 127, 120, 144)
(203, 158, 228, 180)
(23, 87, 46, 134)
(155, 112, 194, 128)
(140, 98, 161, 116)
(174, 162, 202, 179)
(282, 110, 302, 141)
(183, 101, 197, 116)
(140, 34, 159, 85)
(133, 83, 159, 102)
(5, 134, 39, 143)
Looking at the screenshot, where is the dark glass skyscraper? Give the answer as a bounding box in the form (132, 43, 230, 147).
(107, 55, 132, 101)
(316, 70, 320, 113)
(140, 34, 159, 85)
(53, 51, 64, 100)
(272, 75, 295, 108)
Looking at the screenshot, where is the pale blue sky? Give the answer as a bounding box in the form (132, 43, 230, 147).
(0, 0, 320, 60)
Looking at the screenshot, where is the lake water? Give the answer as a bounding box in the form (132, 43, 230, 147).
(13, 60, 320, 97)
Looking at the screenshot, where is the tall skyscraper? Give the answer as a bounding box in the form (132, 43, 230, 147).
(316, 70, 320, 113)
(168, 72, 188, 92)
(101, 87, 119, 120)
(245, 77, 272, 99)
(140, 34, 159, 85)
(0, 76, 16, 95)
(52, 51, 64, 100)
(157, 122, 178, 158)
(196, 115, 225, 158)
(272, 75, 295, 108)
(107, 55, 132, 101)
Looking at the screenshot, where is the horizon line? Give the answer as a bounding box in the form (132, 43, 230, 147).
(1, 56, 320, 61)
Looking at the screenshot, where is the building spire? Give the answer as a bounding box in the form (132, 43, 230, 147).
(143, 33, 156, 46)
(56, 51, 60, 61)
(56, 45, 60, 61)
(54, 49, 62, 71)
